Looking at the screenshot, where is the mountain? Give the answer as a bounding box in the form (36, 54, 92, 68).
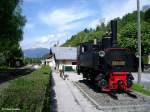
(23, 48, 49, 58)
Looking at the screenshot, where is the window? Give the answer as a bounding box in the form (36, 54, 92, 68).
(72, 61, 76, 65)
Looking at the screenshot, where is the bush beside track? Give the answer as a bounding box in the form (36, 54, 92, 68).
(132, 83, 150, 96)
(0, 66, 51, 112)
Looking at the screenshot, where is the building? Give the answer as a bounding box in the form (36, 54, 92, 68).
(41, 56, 56, 68)
(51, 47, 77, 71)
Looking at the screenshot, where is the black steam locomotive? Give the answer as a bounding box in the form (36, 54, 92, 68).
(77, 20, 138, 91)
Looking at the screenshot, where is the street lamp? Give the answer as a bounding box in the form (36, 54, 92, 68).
(137, 0, 142, 83)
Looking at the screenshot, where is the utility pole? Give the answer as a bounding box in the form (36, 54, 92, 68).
(137, 0, 142, 83)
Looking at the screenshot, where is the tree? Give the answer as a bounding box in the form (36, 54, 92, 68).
(144, 8, 150, 23)
(0, 0, 26, 66)
(83, 28, 89, 33)
(118, 22, 150, 55)
(63, 9, 150, 58)
(96, 22, 108, 32)
(142, 5, 150, 12)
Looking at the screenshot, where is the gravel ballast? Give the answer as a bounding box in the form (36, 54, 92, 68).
(75, 80, 150, 112)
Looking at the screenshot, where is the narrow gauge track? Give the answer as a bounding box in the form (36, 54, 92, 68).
(73, 80, 150, 112)
(0, 67, 35, 84)
(108, 90, 137, 100)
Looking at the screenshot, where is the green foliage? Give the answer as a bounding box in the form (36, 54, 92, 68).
(0, 66, 51, 111)
(42, 70, 52, 112)
(0, 0, 26, 66)
(118, 21, 150, 55)
(24, 58, 41, 65)
(144, 8, 150, 23)
(132, 83, 150, 96)
(0, 53, 6, 66)
(118, 22, 137, 52)
(143, 55, 148, 64)
(63, 23, 107, 47)
(63, 8, 150, 56)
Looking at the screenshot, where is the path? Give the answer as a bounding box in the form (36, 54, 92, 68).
(51, 71, 101, 112)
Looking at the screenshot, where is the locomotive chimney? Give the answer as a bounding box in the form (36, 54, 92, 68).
(111, 20, 118, 47)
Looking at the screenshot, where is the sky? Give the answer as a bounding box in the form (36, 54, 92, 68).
(20, 0, 150, 50)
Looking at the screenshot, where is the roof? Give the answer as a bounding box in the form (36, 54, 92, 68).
(51, 47, 77, 60)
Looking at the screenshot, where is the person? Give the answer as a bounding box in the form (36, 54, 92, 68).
(59, 64, 64, 78)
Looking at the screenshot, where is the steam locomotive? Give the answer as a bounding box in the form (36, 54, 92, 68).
(77, 20, 138, 92)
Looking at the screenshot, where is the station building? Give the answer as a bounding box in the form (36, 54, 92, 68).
(51, 47, 77, 71)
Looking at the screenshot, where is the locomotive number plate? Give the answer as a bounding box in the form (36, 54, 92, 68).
(112, 61, 125, 66)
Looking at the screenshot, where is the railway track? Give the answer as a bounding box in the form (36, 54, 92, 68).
(73, 80, 150, 112)
(0, 67, 35, 84)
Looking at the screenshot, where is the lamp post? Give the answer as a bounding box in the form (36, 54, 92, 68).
(137, 0, 142, 83)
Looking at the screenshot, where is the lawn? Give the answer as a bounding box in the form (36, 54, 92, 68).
(0, 66, 51, 112)
(132, 83, 150, 96)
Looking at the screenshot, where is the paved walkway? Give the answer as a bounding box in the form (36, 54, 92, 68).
(51, 71, 101, 112)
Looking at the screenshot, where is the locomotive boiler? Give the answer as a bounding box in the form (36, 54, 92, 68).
(77, 20, 138, 92)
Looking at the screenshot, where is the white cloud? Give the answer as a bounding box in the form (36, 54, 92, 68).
(87, 19, 101, 29)
(21, 32, 69, 49)
(101, 0, 150, 23)
(22, 6, 95, 49)
(38, 7, 93, 31)
(141, 0, 150, 7)
(22, 0, 150, 50)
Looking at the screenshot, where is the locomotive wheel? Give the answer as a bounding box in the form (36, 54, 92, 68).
(89, 73, 94, 81)
(97, 81, 102, 91)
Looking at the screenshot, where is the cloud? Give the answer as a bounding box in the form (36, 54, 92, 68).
(100, 0, 150, 23)
(22, 0, 150, 50)
(87, 18, 101, 29)
(141, 0, 150, 6)
(38, 7, 94, 31)
(21, 32, 69, 49)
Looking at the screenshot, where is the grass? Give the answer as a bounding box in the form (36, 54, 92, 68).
(0, 66, 51, 112)
(132, 83, 150, 96)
